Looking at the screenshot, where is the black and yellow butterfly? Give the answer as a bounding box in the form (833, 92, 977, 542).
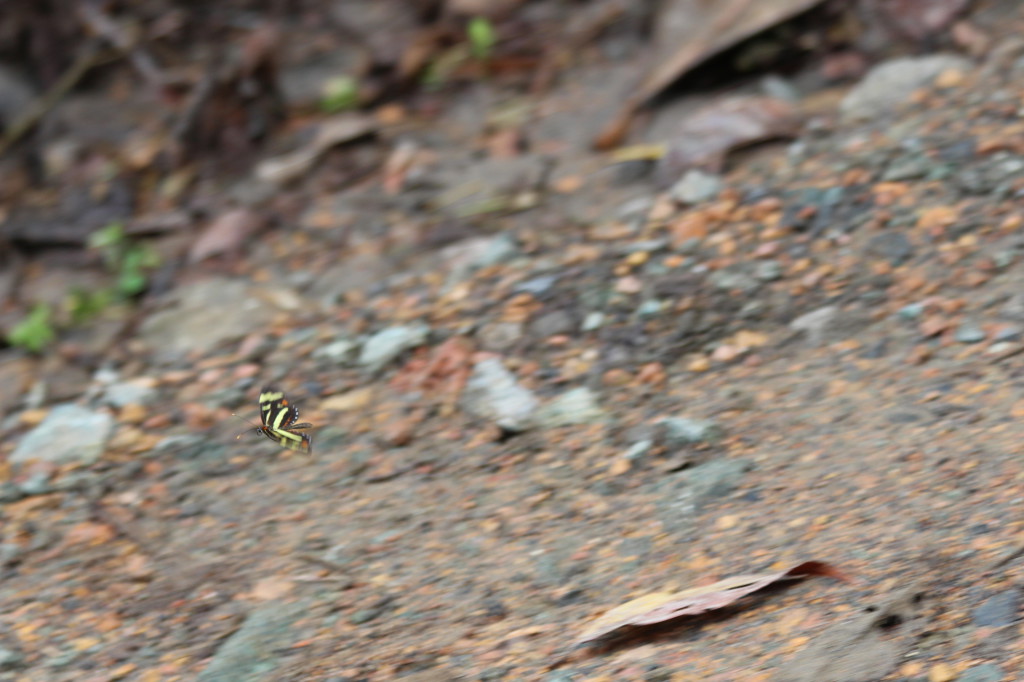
(237, 386, 313, 453)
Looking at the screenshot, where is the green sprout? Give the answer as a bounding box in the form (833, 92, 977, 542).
(65, 288, 114, 324)
(320, 75, 360, 113)
(87, 222, 160, 298)
(7, 303, 55, 353)
(87, 222, 129, 269)
(467, 17, 496, 60)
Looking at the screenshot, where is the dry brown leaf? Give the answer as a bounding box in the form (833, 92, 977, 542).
(381, 141, 421, 195)
(595, 0, 823, 149)
(870, 0, 970, 41)
(188, 208, 265, 263)
(391, 336, 475, 403)
(321, 387, 376, 412)
(658, 95, 802, 177)
(251, 575, 294, 601)
(256, 114, 377, 185)
(62, 521, 117, 548)
(577, 560, 849, 645)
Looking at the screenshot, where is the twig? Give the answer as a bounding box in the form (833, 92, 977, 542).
(296, 554, 350, 574)
(987, 544, 1024, 571)
(77, 0, 165, 88)
(989, 343, 1024, 364)
(0, 41, 118, 157)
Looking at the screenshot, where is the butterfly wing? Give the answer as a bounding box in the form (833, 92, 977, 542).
(257, 386, 313, 453)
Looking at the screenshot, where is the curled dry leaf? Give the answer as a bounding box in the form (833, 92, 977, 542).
(872, 0, 970, 41)
(391, 336, 475, 405)
(250, 575, 294, 601)
(595, 0, 823, 148)
(256, 114, 377, 185)
(577, 560, 850, 646)
(658, 95, 802, 179)
(188, 208, 265, 263)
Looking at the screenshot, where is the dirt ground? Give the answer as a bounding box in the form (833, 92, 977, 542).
(2, 2, 1024, 681)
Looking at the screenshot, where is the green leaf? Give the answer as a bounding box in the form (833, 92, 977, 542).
(422, 45, 470, 88)
(88, 222, 127, 269)
(467, 17, 496, 60)
(320, 75, 359, 113)
(117, 250, 147, 296)
(7, 303, 55, 353)
(66, 288, 113, 324)
(87, 222, 124, 249)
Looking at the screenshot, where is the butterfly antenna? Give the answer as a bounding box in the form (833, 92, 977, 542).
(232, 413, 261, 440)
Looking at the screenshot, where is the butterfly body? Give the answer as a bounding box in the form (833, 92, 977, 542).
(246, 386, 313, 453)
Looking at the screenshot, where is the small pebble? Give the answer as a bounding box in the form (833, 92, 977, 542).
(670, 169, 723, 204)
(971, 589, 1020, 627)
(658, 416, 724, 446)
(897, 303, 925, 321)
(954, 320, 987, 344)
(957, 663, 1004, 682)
(358, 324, 430, 371)
(581, 312, 605, 331)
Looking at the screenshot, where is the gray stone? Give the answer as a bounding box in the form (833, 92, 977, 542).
(738, 301, 766, 320)
(761, 74, 800, 102)
(994, 324, 1023, 342)
(987, 341, 1020, 357)
(196, 601, 307, 682)
(461, 357, 539, 432)
(616, 197, 654, 223)
(617, 239, 669, 255)
(11, 404, 113, 465)
(312, 338, 358, 364)
(309, 256, 391, 304)
(534, 388, 606, 428)
(636, 299, 665, 317)
(679, 458, 754, 504)
(958, 663, 1003, 682)
(476, 321, 524, 352)
(0, 481, 24, 503)
(357, 324, 430, 371)
(754, 260, 783, 281)
(708, 269, 759, 293)
(140, 278, 288, 357)
(658, 417, 724, 447)
(349, 608, 382, 625)
(441, 234, 519, 283)
(867, 231, 914, 265)
(1001, 292, 1024, 321)
(623, 439, 654, 460)
(0, 644, 24, 670)
(790, 305, 840, 345)
(897, 303, 925, 321)
(881, 156, 932, 181)
(841, 55, 973, 120)
(514, 275, 559, 295)
(17, 471, 52, 496)
(102, 379, 158, 408)
(955, 320, 987, 344)
(581, 311, 605, 331)
(670, 169, 723, 205)
(529, 310, 575, 338)
(0, 543, 25, 568)
(154, 434, 226, 463)
(431, 155, 549, 217)
(972, 589, 1020, 627)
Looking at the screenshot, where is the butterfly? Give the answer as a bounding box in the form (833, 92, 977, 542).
(236, 385, 313, 453)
